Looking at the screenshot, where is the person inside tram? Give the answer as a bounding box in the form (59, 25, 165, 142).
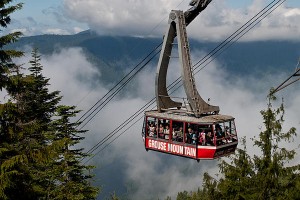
(215, 124, 225, 145)
(186, 127, 193, 144)
(224, 126, 232, 143)
(164, 125, 170, 140)
(191, 130, 198, 145)
(227, 125, 238, 142)
(176, 126, 183, 142)
(149, 122, 156, 137)
(199, 129, 206, 145)
(172, 127, 177, 141)
(205, 131, 214, 146)
(158, 123, 164, 139)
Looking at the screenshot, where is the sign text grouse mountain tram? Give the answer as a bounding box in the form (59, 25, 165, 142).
(142, 0, 238, 161)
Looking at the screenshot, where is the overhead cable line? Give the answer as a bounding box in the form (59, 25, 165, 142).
(145, 0, 287, 109)
(83, 0, 286, 161)
(76, 0, 186, 128)
(270, 58, 300, 95)
(82, 0, 286, 162)
(78, 45, 162, 130)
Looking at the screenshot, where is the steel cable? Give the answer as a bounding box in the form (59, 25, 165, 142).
(82, 0, 286, 162)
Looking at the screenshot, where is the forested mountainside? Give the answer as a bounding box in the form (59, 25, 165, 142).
(8, 30, 300, 85)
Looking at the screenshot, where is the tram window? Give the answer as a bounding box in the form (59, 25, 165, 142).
(157, 119, 170, 140)
(164, 124, 170, 140)
(213, 121, 238, 145)
(172, 121, 183, 142)
(196, 125, 210, 146)
(214, 124, 225, 145)
(147, 117, 157, 138)
(158, 122, 164, 139)
(223, 120, 237, 143)
(184, 123, 198, 145)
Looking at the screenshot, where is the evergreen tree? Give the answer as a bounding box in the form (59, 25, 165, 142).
(176, 94, 299, 199)
(0, 3, 99, 197)
(48, 105, 99, 199)
(0, 1, 27, 199)
(0, 0, 23, 90)
(1, 48, 99, 199)
(21, 49, 98, 199)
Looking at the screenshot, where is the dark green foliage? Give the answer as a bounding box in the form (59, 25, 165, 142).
(176, 94, 299, 200)
(46, 105, 99, 199)
(0, 1, 23, 90)
(1, 48, 99, 199)
(0, 1, 23, 28)
(0, 2, 99, 198)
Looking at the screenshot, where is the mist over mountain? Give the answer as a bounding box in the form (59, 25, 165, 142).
(9, 30, 300, 86)
(9, 30, 300, 199)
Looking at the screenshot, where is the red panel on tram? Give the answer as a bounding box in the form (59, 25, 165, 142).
(142, 111, 238, 161)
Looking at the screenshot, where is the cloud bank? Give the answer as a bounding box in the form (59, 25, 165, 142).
(11, 47, 300, 199)
(63, 0, 300, 41)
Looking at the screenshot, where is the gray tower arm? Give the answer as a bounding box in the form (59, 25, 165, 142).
(185, 0, 212, 26)
(156, 0, 219, 117)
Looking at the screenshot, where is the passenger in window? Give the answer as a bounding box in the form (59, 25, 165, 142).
(177, 127, 183, 142)
(199, 129, 206, 145)
(186, 127, 193, 144)
(149, 123, 156, 137)
(192, 131, 198, 145)
(224, 126, 231, 143)
(215, 124, 225, 145)
(158, 124, 164, 139)
(172, 127, 178, 141)
(172, 127, 177, 141)
(164, 125, 170, 140)
(173, 126, 183, 142)
(206, 131, 214, 146)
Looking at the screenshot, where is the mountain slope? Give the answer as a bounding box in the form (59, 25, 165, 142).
(7, 30, 300, 84)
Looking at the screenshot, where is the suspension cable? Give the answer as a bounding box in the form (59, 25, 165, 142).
(76, 0, 186, 128)
(82, 0, 286, 162)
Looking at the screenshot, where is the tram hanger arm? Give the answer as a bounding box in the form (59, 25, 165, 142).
(156, 0, 219, 115)
(184, 0, 212, 26)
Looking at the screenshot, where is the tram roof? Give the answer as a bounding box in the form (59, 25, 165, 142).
(145, 110, 234, 124)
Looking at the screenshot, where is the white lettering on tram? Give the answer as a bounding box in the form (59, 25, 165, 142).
(169, 144, 184, 154)
(148, 139, 196, 158)
(184, 146, 196, 157)
(148, 140, 167, 151)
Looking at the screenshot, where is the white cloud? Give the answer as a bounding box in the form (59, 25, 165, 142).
(63, 0, 300, 41)
(42, 28, 71, 35)
(63, 0, 185, 37)
(85, 50, 299, 199)
(10, 46, 300, 199)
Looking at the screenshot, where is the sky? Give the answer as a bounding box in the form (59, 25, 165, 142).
(3, 0, 300, 199)
(6, 0, 300, 41)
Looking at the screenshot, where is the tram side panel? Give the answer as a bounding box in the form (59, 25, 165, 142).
(145, 138, 197, 159)
(143, 113, 238, 160)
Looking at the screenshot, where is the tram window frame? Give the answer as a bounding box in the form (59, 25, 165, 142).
(197, 124, 215, 146)
(213, 120, 238, 145)
(157, 118, 170, 141)
(184, 123, 201, 145)
(184, 123, 215, 146)
(223, 120, 238, 143)
(214, 123, 224, 146)
(171, 121, 184, 143)
(146, 116, 157, 138)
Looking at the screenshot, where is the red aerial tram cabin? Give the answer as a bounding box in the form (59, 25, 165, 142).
(143, 110, 238, 161)
(142, 0, 238, 161)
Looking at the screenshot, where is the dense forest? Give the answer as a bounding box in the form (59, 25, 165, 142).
(0, 1, 98, 199)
